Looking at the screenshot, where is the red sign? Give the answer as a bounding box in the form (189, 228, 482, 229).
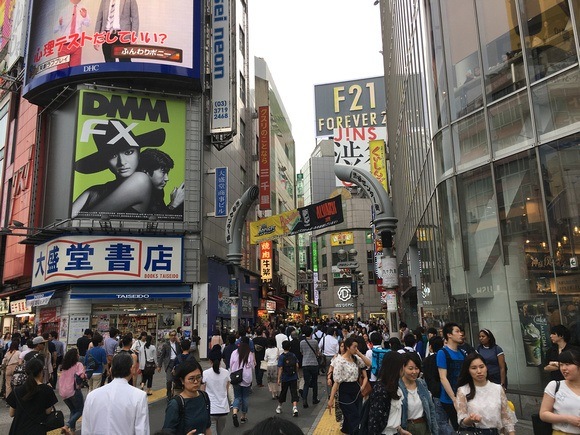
(258, 106, 270, 210)
(39, 307, 58, 323)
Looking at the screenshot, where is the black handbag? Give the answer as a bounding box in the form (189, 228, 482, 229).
(42, 407, 66, 431)
(230, 368, 243, 385)
(14, 390, 65, 431)
(456, 428, 482, 435)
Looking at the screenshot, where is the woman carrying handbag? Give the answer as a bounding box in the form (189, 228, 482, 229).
(139, 335, 157, 395)
(58, 348, 86, 434)
(3, 340, 21, 399)
(6, 357, 64, 435)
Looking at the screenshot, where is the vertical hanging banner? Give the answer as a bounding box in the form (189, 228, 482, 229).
(260, 240, 273, 281)
(258, 106, 271, 210)
(369, 139, 389, 192)
(210, 0, 234, 134)
(215, 167, 228, 217)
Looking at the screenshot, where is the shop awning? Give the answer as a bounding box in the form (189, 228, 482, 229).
(26, 291, 55, 308)
(70, 285, 191, 300)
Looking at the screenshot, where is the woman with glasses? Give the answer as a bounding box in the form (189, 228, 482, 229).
(163, 360, 211, 435)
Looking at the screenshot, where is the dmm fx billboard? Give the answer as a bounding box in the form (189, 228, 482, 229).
(23, 0, 203, 101)
(315, 77, 386, 138)
(32, 235, 183, 288)
(71, 89, 186, 221)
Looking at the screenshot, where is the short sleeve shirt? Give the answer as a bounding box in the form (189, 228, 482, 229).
(331, 354, 366, 384)
(545, 380, 580, 434)
(277, 352, 298, 382)
(436, 346, 465, 404)
(7, 384, 59, 435)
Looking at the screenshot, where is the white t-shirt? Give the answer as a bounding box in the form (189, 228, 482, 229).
(319, 335, 339, 357)
(203, 367, 230, 415)
(545, 380, 580, 434)
(407, 387, 423, 420)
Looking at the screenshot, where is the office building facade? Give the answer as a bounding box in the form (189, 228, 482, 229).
(382, 0, 580, 411)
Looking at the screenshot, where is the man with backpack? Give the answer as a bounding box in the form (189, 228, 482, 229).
(276, 340, 300, 417)
(366, 331, 390, 387)
(85, 333, 108, 391)
(423, 335, 453, 435)
(437, 322, 467, 431)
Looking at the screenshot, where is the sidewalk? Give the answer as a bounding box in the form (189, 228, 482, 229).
(307, 401, 535, 435)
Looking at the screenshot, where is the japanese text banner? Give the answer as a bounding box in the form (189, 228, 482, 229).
(250, 196, 343, 244)
(32, 235, 183, 288)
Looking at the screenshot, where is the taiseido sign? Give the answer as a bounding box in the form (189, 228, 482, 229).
(116, 294, 151, 299)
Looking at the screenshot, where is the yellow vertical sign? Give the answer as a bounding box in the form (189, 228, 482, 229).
(369, 139, 388, 192)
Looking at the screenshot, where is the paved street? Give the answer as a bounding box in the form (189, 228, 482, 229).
(0, 358, 535, 435)
(0, 360, 328, 434)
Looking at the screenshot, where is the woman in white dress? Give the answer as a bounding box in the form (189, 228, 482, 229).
(455, 353, 516, 435)
(539, 348, 580, 435)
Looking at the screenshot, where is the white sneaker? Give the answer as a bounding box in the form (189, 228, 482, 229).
(276, 405, 282, 414)
(293, 406, 298, 417)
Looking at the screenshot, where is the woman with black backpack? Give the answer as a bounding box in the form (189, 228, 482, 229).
(6, 357, 62, 435)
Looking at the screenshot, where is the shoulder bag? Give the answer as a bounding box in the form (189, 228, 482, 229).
(230, 368, 243, 385)
(14, 388, 64, 431)
(305, 338, 325, 369)
(531, 381, 560, 435)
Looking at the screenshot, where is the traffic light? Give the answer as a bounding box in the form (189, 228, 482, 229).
(351, 279, 358, 297)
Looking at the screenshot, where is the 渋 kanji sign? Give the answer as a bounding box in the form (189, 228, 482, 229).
(32, 235, 183, 288)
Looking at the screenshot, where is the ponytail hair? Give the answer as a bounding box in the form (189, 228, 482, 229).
(22, 357, 44, 401)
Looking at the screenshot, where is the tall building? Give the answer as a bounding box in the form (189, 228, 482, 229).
(0, 0, 260, 359)
(253, 57, 298, 323)
(381, 0, 580, 412)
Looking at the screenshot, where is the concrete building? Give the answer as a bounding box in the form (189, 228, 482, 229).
(0, 0, 263, 359)
(380, 0, 580, 415)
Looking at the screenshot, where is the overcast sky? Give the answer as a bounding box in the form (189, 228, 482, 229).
(249, 0, 384, 171)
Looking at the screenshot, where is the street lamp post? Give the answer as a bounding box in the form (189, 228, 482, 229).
(298, 269, 313, 320)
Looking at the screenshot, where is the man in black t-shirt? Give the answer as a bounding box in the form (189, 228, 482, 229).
(77, 329, 93, 363)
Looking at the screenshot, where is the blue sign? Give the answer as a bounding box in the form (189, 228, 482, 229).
(215, 167, 228, 217)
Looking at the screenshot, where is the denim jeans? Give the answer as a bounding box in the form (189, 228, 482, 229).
(232, 384, 251, 413)
(64, 389, 84, 430)
(433, 397, 455, 435)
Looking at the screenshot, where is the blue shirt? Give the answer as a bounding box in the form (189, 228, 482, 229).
(85, 346, 108, 374)
(436, 346, 465, 404)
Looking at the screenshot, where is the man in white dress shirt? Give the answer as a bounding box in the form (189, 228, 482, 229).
(82, 352, 149, 435)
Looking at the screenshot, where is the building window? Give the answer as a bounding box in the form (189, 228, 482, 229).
(240, 118, 246, 148)
(322, 253, 327, 268)
(239, 26, 245, 57)
(239, 73, 246, 104)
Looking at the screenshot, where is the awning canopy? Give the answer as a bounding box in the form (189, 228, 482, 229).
(26, 291, 55, 308)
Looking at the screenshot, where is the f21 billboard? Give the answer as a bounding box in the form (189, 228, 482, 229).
(23, 0, 202, 100)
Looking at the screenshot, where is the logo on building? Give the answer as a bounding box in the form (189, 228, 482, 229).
(337, 286, 351, 302)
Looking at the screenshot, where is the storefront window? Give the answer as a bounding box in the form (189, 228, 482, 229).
(539, 137, 580, 346)
(452, 111, 489, 172)
(532, 67, 580, 139)
(457, 167, 509, 346)
(519, 0, 578, 82)
(489, 91, 534, 156)
(441, 0, 483, 119)
(476, 0, 526, 102)
(437, 178, 466, 299)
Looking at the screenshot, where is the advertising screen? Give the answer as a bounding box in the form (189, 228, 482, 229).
(24, 0, 202, 100)
(71, 89, 185, 221)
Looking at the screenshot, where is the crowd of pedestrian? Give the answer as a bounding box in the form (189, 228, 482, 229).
(0, 318, 577, 435)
